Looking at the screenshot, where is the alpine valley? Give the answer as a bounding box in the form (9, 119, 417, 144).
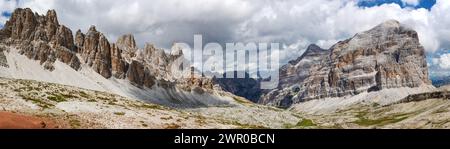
(1, 8, 450, 129)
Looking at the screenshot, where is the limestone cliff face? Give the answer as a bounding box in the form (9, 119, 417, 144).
(279, 44, 330, 89)
(74, 29, 84, 52)
(115, 34, 137, 63)
(1, 8, 80, 71)
(80, 26, 112, 78)
(110, 43, 128, 79)
(0, 46, 8, 68)
(0, 8, 216, 98)
(260, 20, 431, 108)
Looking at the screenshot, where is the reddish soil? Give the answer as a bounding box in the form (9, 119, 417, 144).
(0, 111, 61, 129)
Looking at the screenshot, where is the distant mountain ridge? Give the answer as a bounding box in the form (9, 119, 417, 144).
(431, 75, 450, 87)
(212, 71, 262, 103)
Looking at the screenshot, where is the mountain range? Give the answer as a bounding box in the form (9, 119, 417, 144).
(0, 8, 230, 108)
(1, 8, 450, 129)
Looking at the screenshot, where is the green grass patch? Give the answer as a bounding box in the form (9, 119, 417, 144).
(353, 111, 409, 126)
(19, 93, 53, 109)
(59, 93, 77, 99)
(97, 96, 115, 101)
(230, 121, 267, 129)
(232, 97, 252, 105)
(266, 106, 283, 112)
(297, 119, 317, 127)
(283, 123, 296, 128)
(284, 118, 317, 128)
(131, 103, 166, 110)
(114, 112, 126, 116)
(47, 94, 67, 102)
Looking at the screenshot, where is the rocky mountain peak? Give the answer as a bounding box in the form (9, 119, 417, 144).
(116, 34, 136, 49)
(1, 8, 80, 71)
(88, 25, 97, 33)
(4, 8, 37, 40)
(137, 43, 169, 71)
(74, 29, 85, 52)
(301, 44, 326, 58)
(305, 44, 323, 53)
(140, 43, 167, 60)
(54, 25, 75, 50)
(45, 9, 59, 26)
(81, 26, 113, 78)
(170, 43, 183, 57)
(289, 44, 328, 65)
(1, 8, 224, 107)
(351, 20, 419, 47)
(377, 19, 400, 29)
(259, 20, 431, 108)
(115, 34, 137, 63)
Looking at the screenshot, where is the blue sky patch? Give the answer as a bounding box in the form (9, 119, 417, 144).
(358, 0, 436, 10)
(1, 11, 12, 17)
(1, 11, 11, 29)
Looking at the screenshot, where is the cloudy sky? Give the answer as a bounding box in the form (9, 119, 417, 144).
(0, 0, 449, 77)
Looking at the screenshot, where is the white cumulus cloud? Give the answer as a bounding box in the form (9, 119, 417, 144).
(433, 53, 450, 69)
(402, 0, 420, 6)
(0, 0, 16, 26)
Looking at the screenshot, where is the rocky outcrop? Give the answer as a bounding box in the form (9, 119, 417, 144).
(260, 20, 431, 108)
(80, 26, 112, 78)
(126, 60, 155, 88)
(44, 10, 59, 40)
(279, 44, 330, 89)
(256, 44, 330, 107)
(137, 43, 169, 71)
(74, 30, 84, 52)
(116, 34, 137, 63)
(3, 8, 37, 40)
(0, 46, 8, 68)
(95, 33, 112, 78)
(394, 90, 450, 105)
(1, 8, 80, 70)
(56, 46, 81, 70)
(80, 26, 98, 65)
(110, 43, 128, 79)
(54, 25, 75, 50)
(116, 34, 136, 49)
(0, 8, 248, 107)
